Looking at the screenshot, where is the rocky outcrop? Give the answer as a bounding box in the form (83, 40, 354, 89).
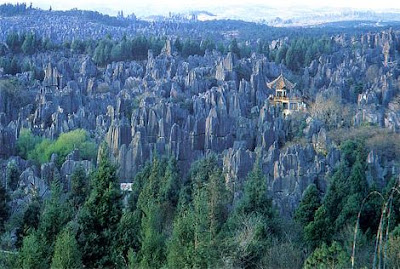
(19, 167, 48, 198)
(60, 150, 93, 190)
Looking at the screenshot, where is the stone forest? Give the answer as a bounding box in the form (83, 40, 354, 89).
(0, 3, 400, 268)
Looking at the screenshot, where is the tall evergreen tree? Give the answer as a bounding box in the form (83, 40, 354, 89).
(304, 205, 333, 249)
(138, 202, 166, 268)
(77, 147, 122, 268)
(236, 161, 275, 221)
(37, 180, 72, 264)
(16, 196, 41, 248)
(167, 156, 229, 268)
(167, 206, 195, 268)
(21, 33, 36, 55)
(224, 160, 277, 268)
(51, 228, 82, 269)
(295, 184, 321, 227)
(0, 183, 9, 232)
(19, 232, 46, 269)
(69, 166, 89, 209)
(229, 38, 240, 58)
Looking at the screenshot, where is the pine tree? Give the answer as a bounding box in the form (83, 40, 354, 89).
(295, 184, 321, 227)
(229, 38, 240, 57)
(17, 196, 41, 248)
(224, 160, 276, 267)
(304, 205, 333, 249)
(236, 162, 275, 222)
(167, 157, 229, 268)
(304, 241, 349, 269)
(69, 166, 89, 209)
(77, 147, 122, 267)
(37, 180, 72, 264)
(51, 228, 82, 269)
(21, 33, 36, 55)
(174, 37, 182, 53)
(114, 210, 141, 266)
(0, 183, 9, 232)
(19, 232, 45, 269)
(167, 207, 195, 268)
(139, 203, 166, 268)
(160, 158, 180, 207)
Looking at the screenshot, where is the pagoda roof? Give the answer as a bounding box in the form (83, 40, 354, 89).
(267, 74, 296, 90)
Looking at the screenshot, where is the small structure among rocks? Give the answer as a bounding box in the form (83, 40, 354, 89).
(268, 73, 306, 115)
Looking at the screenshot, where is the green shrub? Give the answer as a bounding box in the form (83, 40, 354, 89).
(17, 129, 97, 166)
(44, 129, 97, 166)
(17, 129, 44, 160)
(27, 138, 52, 164)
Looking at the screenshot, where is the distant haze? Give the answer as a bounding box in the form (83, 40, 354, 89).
(1, 0, 400, 18)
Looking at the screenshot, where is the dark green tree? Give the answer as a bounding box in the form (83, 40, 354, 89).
(167, 206, 195, 268)
(167, 156, 229, 268)
(200, 38, 216, 53)
(236, 162, 275, 221)
(295, 184, 321, 227)
(77, 147, 122, 268)
(174, 37, 183, 53)
(69, 166, 89, 209)
(37, 180, 72, 264)
(16, 196, 41, 248)
(304, 241, 349, 269)
(160, 158, 181, 207)
(224, 161, 277, 267)
(134, 157, 168, 267)
(138, 202, 166, 268)
(0, 183, 9, 232)
(275, 45, 288, 65)
(304, 205, 333, 249)
(5, 163, 20, 192)
(114, 210, 141, 266)
(6, 32, 22, 53)
(93, 38, 113, 65)
(182, 39, 202, 58)
(71, 39, 86, 54)
(229, 38, 240, 58)
(21, 33, 36, 55)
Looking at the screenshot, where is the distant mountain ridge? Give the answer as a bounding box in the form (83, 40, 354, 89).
(143, 7, 400, 27)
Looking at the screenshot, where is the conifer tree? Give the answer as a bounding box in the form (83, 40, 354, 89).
(19, 232, 45, 269)
(224, 160, 276, 267)
(69, 166, 89, 209)
(77, 146, 122, 267)
(295, 184, 321, 227)
(37, 180, 72, 264)
(51, 228, 82, 269)
(0, 183, 9, 232)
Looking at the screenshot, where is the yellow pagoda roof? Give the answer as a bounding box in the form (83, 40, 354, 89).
(267, 74, 296, 90)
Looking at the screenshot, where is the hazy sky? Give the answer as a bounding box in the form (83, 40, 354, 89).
(1, 0, 400, 16)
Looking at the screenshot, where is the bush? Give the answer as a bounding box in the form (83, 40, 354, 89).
(44, 129, 97, 166)
(27, 139, 52, 164)
(16, 129, 44, 160)
(17, 129, 97, 166)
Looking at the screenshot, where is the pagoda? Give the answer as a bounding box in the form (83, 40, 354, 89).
(267, 74, 305, 114)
